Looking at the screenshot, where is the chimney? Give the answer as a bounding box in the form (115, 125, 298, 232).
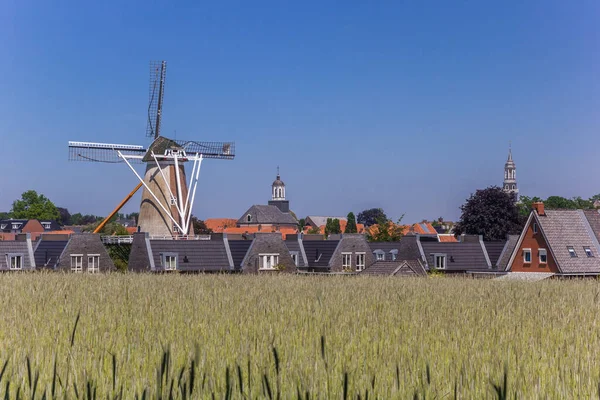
(532, 202, 545, 216)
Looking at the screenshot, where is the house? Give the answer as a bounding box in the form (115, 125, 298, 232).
(505, 203, 600, 276)
(205, 218, 238, 232)
(420, 234, 493, 273)
(34, 234, 70, 269)
(56, 233, 115, 272)
(128, 233, 233, 272)
(238, 232, 297, 273)
(0, 219, 63, 241)
(363, 235, 427, 276)
(0, 234, 36, 271)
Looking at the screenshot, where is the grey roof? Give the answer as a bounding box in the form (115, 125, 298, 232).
(285, 239, 307, 267)
(0, 241, 35, 270)
(583, 209, 600, 244)
(497, 235, 519, 270)
(34, 240, 68, 268)
(484, 241, 506, 266)
(302, 240, 339, 268)
(306, 216, 347, 228)
(361, 260, 426, 276)
(535, 210, 600, 274)
(238, 205, 297, 225)
(420, 241, 490, 271)
(228, 240, 253, 269)
(149, 240, 231, 272)
(240, 233, 297, 273)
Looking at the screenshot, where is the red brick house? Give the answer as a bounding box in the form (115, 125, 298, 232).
(506, 203, 600, 276)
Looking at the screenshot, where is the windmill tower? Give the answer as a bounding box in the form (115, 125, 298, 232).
(68, 61, 235, 237)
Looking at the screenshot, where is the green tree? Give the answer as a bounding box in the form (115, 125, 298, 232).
(367, 215, 405, 242)
(0, 212, 9, 220)
(307, 226, 321, 234)
(324, 218, 341, 236)
(357, 208, 387, 227)
(297, 218, 306, 231)
(10, 190, 60, 221)
(84, 221, 129, 235)
(345, 212, 358, 233)
(544, 196, 577, 210)
(454, 186, 522, 241)
(192, 216, 212, 235)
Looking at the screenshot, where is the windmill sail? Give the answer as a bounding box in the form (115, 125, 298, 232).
(146, 61, 166, 138)
(68, 141, 146, 163)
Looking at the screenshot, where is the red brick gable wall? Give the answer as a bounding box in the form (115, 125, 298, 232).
(511, 216, 559, 273)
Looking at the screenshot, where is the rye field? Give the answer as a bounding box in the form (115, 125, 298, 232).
(0, 274, 599, 398)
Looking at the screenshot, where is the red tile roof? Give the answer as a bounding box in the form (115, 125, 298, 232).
(205, 218, 238, 233)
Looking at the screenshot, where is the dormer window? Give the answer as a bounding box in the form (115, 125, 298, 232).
(12, 223, 21, 230)
(42, 223, 51, 230)
(0, 224, 6, 230)
(246, 214, 252, 223)
(373, 250, 385, 261)
(7, 254, 23, 270)
(162, 253, 178, 271)
(432, 253, 446, 269)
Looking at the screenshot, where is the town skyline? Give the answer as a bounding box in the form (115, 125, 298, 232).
(2, 1, 599, 222)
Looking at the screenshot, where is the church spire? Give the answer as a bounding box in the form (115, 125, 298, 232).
(503, 144, 518, 201)
(272, 167, 286, 201)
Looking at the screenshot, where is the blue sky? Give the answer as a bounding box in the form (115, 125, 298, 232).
(1, 1, 599, 223)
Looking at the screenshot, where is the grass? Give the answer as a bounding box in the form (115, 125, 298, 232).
(0, 274, 599, 398)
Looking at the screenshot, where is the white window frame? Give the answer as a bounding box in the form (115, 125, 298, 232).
(71, 254, 83, 273)
(87, 254, 100, 273)
(523, 248, 532, 264)
(355, 252, 366, 271)
(342, 252, 352, 270)
(374, 251, 384, 261)
(259, 254, 279, 270)
(170, 196, 178, 206)
(0, 224, 6, 230)
(11, 223, 20, 230)
(162, 253, 178, 271)
(246, 214, 252, 223)
(172, 224, 180, 234)
(584, 247, 594, 258)
(539, 248, 547, 264)
(7, 254, 23, 270)
(432, 253, 446, 270)
(290, 252, 299, 266)
(567, 246, 577, 258)
(390, 251, 398, 261)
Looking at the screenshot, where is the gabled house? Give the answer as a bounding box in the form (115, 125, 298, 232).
(237, 205, 297, 229)
(363, 235, 427, 276)
(301, 236, 340, 273)
(129, 233, 233, 272)
(238, 233, 297, 273)
(0, 234, 36, 271)
(506, 203, 600, 276)
(57, 233, 115, 273)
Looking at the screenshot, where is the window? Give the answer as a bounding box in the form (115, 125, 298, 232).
(11, 223, 20, 230)
(163, 254, 178, 270)
(247, 214, 252, 223)
(173, 225, 180, 234)
(290, 252, 299, 266)
(355, 253, 366, 271)
(433, 254, 446, 269)
(532, 223, 538, 234)
(512, 184, 516, 190)
(42, 223, 51, 230)
(0, 224, 6, 230)
(87, 255, 100, 273)
(342, 253, 352, 270)
(260, 254, 279, 270)
(584, 247, 594, 258)
(390, 251, 398, 261)
(71, 255, 83, 272)
(539, 249, 547, 264)
(523, 248, 532, 264)
(373, 250, 384, 261)
(7, 254, 23, 270)
(170, 197, 177, 206)
(567, 246, 577, 258)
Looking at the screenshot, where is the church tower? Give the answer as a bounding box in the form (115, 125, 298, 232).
(268, 168, 290, 213)
(503, 145, 518, 201)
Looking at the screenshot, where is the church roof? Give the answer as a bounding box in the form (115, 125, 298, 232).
(238, 205, 297, 226)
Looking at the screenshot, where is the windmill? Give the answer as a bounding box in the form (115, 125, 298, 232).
(68, 61, 235, 237)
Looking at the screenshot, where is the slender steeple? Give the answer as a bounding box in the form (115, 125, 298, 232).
(503, 143, 518, 201)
